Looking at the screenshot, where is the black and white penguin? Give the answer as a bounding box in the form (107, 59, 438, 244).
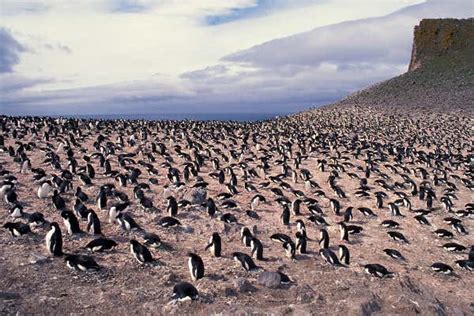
(206, 198, 217, 217)
(270, 233, 292, 244)
(129, 239, 153, 264)
(87, 210, 102, 235)
(387, 231, 409, 243)
(65, 254, 100, 271)
(4, 188, 17, 204)
(75, 187, 89, 203)
(117, 213, 141, 231)
(381, 220, 400, 229)
(240, 227, 253, 247)
(3, 222, 31, 237)
(9, 204, 23, 219)
(143, 233, 161, 248)
(319, 248, 340, 266)
(281, 205, 290, 226)
(291, 199, 302, 216)
(442, 242, 466, 252)
(61, 210, 82, 235)
(383, 248, 405, 260)
(157, 216, 181, 228)
(220, 213, 238, 224)
(455, 260, 474, 271)
(343, 207, 353, 222)
(295, 220, 307, 237)
(232, 252, 261, 272)
(97, 188, 107, 210)
(86, 237, 118, 252)
(338, 222, 349, 242)
(295, 232, 307, 254)
(431, 262, 453, 274)
(283, 240, 296, 259)
(205, 232, 221, 257)
(37, 180, 52, 199)
(338, 245, 350, 265)
(167, 196, 178, 217)
(171, 282, 199, 302)
(319, 229, 330, 249)
(364, 264, 394, 278)
(27, 212, 46, 227)
(188, 253, 205, 281)
(250, 194, 266, 210)
(329, 198, 341, 215)
(414, 214, 430, 226)
(45, 222, 63, 256)
(250, 237, 265, 260)
(52, 190, 66, 210)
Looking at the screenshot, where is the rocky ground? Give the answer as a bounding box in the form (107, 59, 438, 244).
(0, 102, 473, 315)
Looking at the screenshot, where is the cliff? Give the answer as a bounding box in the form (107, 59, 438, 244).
(408, 18, 474, 71)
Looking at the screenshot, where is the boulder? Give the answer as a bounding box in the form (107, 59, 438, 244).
(233, 278, 257, 293)
(257, 271, 281, 288)
(184, 188, 207, 205)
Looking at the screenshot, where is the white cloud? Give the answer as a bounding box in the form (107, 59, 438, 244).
(0, 0, 471, 115)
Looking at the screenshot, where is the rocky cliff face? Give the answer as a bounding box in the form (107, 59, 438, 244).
(408, 18, 474, 71)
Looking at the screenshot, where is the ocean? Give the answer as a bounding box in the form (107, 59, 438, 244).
(67, 113, 286, 122)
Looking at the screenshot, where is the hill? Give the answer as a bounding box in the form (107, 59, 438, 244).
(309, 18, 474, 115)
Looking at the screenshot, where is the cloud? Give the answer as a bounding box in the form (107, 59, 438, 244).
(0, 28, 25, 73)
(1, 0, 472, 116)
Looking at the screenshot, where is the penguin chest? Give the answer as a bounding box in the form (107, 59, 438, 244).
(46, 230, 54, 252)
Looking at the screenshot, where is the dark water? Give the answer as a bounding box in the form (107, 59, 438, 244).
(68, 113, 286, 122)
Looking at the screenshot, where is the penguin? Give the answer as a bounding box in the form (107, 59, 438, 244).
(45, 222, 63, 256)
(220, 213, 238, 224)
(85, 237, 117, 252)
(117, 213, 141, 231)
(381, 220, 399, 229)
(9, 204, 23, 218)
(206, 198, 217, 217)
(387, 231, 409, 243)
(205, 232, 221, 257)
(143, 233, 162, 248)
(87, 210, 102, 235)
(329, 198, 341, 215)
(388, 202, 403, 217)
(455, 260, 474, 271)
(434, 229, 453, 239)
(4, 188, 17, 204)
(319, 229, 330, 249)
(97, 189, 107, 210)
(364, 264, 394, 278)
(414, 215, 430, 226)
(358, 207, 377, 218)
(343, 207, 353, 222)
(281, 205, 290, 225)
(61, 210, 82, 235)
(295, 232, 307, 254)
(319, 248, 340, 266)
(250, 237, 265, 260)
(37, 180, 52, 199)
(431, 262, 453, 274)
(75, 187, 89, 203)
(270, 233, 292, 244)
(283, 241, 296, 259)
(295, 220, 307, 237)
(469, 246, 474, 261)
(383, 248, 405, 260)
(129, 239, 153, 264)
(338, 222, 349, 242)
(52, 190, 66, 210)
(291, 199, 302, 216)
(338, 245, 350, 265)
(442, 242, 466, 252)
(240, 227, 253, 247)
(188, 253, 205, 281)
(232, 252, 261, 272)
(3, 222, 31, 237)
(167, 196, 178, 217)
(157, 216, 182, 228)
(65, 254, 100, 271)
(171, 282, 199, 302)
(27, 212, 46, 227)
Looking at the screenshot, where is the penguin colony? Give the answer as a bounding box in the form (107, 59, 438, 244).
(0, 108, 473, 311)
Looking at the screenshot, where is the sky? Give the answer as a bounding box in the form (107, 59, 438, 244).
(0, 0, 472, 115)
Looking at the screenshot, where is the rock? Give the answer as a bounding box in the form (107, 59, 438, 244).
(184, 188, 207, 205)
(358, 294, 382, 316)
(181, 225, 194, 234)
(295, 284, 316, 304)
(257, 271, 281, 288)
(233, 278, 257, 293)
(224, 287, 238, 297)
(0, 292, 21, 300)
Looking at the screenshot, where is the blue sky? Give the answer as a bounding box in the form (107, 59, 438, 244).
(0, 0, 472, 115)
